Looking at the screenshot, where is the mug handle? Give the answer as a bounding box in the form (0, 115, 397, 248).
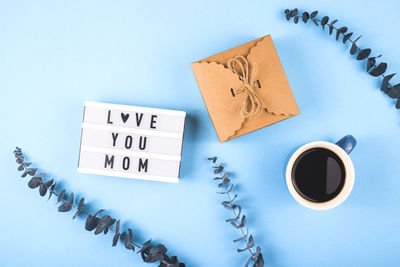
(336, 135, 357, 154)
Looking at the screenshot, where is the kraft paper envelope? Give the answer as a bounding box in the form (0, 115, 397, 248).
(191, 35, 300, 142)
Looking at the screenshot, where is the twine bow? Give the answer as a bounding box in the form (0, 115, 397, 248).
(227, 55, 263, 118)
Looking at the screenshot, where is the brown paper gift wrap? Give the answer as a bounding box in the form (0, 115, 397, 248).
(191, 35, 300, 143)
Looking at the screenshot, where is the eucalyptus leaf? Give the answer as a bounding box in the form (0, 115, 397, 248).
(115, 219, 120, 233)
(28, 177, 42, 188)
(335, 29, 341, 41)
(85, 216, 100, 231)
(328, 19, 338, 35)
(58, 192, 74, 212)
(302, 12, 309, 23)
(251, 247, 261, 260)
(233, 236, 246, 242)
(48, 183, 56, 200)
(218, 178, 230, 187)
(225, 216, 240, 222)
(381, 73, 396, 92)
(207, 157, 217, 163)
(16, 156, 24, 164)
(396, 98, 400, 109)
(342, 32, 353, 44)
(357, 48, 371, 60)
(338, 26, 347, 33)
(78, 197, 85, 210)
(142, 244, 167, 263)
(122, 228, 135, 250)
(58, 202, 72, 212)
(213, 165, 223, 174)
(336, 26, 347, 41)
(321, 16, 329, 30)
(112, 220, 121, 246)
(39, 184, 47, 196)
(43, 179, 53, 188)
(140, 239, 152, 255)
(387, 84, 400, 99)
(370, 62, 387, 77)
(247, 235, 254, 248)
(85, 209, 105, 231)
(310, 10, 318, 19)
(238, 237, 254, 252)
(159, 255, 182, 267)
(72, 198, 85, 219)
(69, 192, 74, 204)
(231, 215, 246, 229)
(95, 215, 116, 235)
(39, 179, 54, 196)
(57, 189, 66, 203)
(350, 43, 358, 55)
(350, 36, 362, 56)
(95, 215, 110, 235)
(237, 247, 249, 253)
(254, 253, 264, 267)
(112, 232, 120, 247)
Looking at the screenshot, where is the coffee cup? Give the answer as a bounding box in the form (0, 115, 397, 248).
(285, 135, 356, 210)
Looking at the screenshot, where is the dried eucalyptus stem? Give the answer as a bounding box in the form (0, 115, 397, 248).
(284, 9, 400, 108)
(208, 157, 264, 267)
(13, 147, 185, 267)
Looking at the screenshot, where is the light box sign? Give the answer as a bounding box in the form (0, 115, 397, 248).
(78, 101, 186, 183)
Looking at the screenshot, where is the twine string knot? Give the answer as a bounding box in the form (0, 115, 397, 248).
(227, 56, 263, 118)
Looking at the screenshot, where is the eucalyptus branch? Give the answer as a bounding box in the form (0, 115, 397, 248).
(208, 157, 264, 267)
(284, 9, 400, 109)
(13, 147, 185, 267)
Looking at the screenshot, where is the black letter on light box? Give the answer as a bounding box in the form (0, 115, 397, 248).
(138, 158, 148, 172)
(104, 155, 114, 169)
(150, 115, 157, 129)
(139, 136, 147, 150)
(111, 133, 119, 147)
(125, 135, 133, 149)
(122, 157, 130, 170)
(107, 110, 113, 124)
(136, 113, 144, 127)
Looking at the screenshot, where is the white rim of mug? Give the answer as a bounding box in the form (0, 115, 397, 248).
(285, 141, 355, 210)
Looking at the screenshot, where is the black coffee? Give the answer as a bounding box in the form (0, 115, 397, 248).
(291, 148, 346, 203)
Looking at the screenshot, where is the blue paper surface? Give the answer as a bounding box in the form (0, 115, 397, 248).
(1, 0, 400, 266)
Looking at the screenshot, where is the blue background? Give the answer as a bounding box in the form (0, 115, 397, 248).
(1, 0, 400, 266)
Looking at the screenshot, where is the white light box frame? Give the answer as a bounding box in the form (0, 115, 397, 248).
(78, 101, 186, 183)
